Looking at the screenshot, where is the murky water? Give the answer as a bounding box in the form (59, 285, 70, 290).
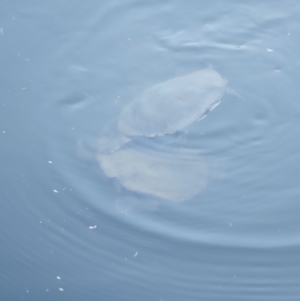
(1, 0, 300, 300)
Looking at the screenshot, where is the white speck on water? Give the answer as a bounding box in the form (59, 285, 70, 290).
(229, 223, 232, 227)
(266, 48, 274, 52)
(56, 276, 61, 280)
(53, 190, 59, 193)
(89, 225, 97, 229)
(2, 131, 5, 134)
(48, 161, 52, 164)
(133, 252, 138, 257)
(59, 288, 64, 292)
(21, 87, 27, 90)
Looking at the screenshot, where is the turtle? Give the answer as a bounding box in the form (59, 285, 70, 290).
(98, 68, 227, 154)
(95, 68, 228, 203)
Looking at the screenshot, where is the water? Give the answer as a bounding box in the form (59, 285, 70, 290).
(1, 0, 300, 300)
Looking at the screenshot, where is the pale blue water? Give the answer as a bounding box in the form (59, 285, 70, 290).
(1, 0, 300, 300)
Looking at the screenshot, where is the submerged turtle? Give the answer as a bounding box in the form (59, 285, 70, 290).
(98, 68, 227, 153)
(96, 68, 228, 203)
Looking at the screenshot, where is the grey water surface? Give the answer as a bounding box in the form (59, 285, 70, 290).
(0, 0, 300, 301)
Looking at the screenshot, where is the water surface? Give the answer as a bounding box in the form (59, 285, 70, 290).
(0, 0, 300, 300)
